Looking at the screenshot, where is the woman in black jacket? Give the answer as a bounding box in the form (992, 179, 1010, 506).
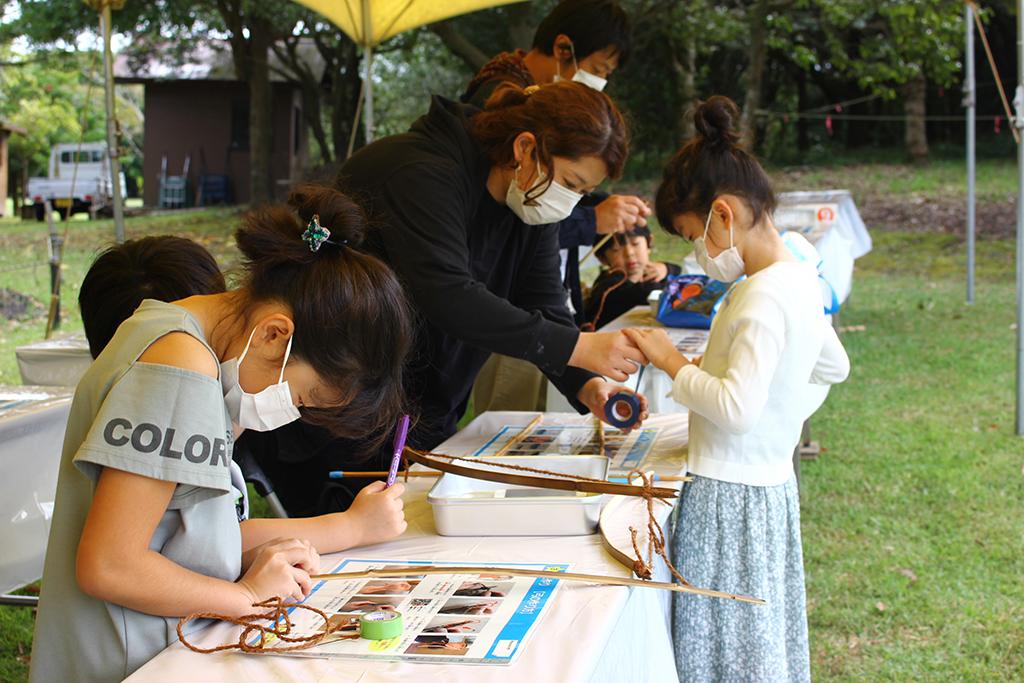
(250, 82, 648, 515)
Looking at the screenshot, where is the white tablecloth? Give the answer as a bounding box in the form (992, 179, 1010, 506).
(15, 334, 92, 387)
(0, 386, 72, 594)
(126, 412, 690, 683)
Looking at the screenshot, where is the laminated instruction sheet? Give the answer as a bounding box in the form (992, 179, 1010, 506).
(250, 558, 568, 664)
(471, 424, 660, 475)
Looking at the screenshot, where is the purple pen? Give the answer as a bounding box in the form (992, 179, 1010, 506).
(386, 415, 410, 488)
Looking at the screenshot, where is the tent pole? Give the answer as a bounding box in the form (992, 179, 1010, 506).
(362, 0, 374, 143)
(364, 44, 374, 143)
(1015, 0, 1024, 435)
(100, 1, 125, 243)
(966, 2, 976, 305)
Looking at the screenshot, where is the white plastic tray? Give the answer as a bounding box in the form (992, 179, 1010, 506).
(427, 455, 608, 537)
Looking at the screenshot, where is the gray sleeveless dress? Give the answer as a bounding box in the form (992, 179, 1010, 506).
(31, 300, 242, 683)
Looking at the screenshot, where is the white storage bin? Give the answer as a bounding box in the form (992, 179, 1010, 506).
(427, 455, 608, 537)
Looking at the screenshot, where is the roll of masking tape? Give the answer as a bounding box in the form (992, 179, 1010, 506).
(359, 609, 403, 640)
(605, 392, 641, 429)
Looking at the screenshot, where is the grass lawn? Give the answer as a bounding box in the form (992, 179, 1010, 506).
(1, 160, 1023, 680)
(0, 206, 242, 385)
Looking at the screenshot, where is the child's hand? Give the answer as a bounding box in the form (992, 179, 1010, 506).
(237, 537, 320, 610)
(577, 378, 650, 432)
(346, 481, 407, 547)
(642, 262, 669, 283)
(623, 328, 689, 378)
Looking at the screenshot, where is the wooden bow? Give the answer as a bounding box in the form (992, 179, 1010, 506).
(403, 447, 678, 499)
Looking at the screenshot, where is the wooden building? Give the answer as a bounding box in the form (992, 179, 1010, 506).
(114, 41, 321, 206)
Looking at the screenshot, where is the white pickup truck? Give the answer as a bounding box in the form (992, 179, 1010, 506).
(27, 142, 127, 220)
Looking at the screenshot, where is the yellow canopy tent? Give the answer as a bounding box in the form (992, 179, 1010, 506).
(292, 0, 528, 148)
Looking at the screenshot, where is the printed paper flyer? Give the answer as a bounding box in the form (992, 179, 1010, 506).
(251, 558, 569, 665)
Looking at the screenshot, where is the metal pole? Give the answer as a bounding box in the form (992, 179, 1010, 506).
(966, 2, 977, 305)
(100, 2, 125, 243)
(364, 45, 375, 143)
(362, 0, 375, 143)
(1015, 0, 1024, 435)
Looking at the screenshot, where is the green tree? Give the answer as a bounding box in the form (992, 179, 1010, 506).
(808, 0, 965, 162)
(0, 46, 143, 212)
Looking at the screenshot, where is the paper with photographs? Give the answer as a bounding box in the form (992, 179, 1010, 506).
(247, 558, 569, 665)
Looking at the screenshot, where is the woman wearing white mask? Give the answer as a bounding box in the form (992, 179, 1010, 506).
(463, 0, 651, 325)
(623, 97, 850, 683)
(302, 81, 645, 484)
(31, 185, 414, 683)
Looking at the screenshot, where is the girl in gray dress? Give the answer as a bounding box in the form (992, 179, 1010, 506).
(31, 185, 415, 683)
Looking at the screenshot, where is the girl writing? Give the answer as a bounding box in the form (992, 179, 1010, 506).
(30, 185, 414, 683)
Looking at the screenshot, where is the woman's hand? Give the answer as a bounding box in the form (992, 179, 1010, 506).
(623, 328, 689, 379)
(236, 538, 320, 609)
(594, 195, 651, 234)
(569, 331, 647, 381)
(577, 377, 650, 432)
(345, 481, 407, 547)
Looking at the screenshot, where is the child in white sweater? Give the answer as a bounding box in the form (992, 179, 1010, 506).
(626, 96, 849, 683)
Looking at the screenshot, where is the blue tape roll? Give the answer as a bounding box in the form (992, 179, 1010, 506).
(604, 392, 641, 429)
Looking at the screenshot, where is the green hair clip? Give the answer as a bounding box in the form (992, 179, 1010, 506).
(302, 214, 332, 252)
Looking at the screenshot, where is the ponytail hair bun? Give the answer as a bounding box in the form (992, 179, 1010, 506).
(693, 96, 742, 150)
(287, 183, 367, 247)
(472, 80, 629, 182)
(234, 183, 414, 447)
(654, 95, 775, 235)
(482, 82, 534, 110)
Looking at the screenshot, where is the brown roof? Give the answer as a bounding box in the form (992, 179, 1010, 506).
(0, 120, 27, 135)
(113, 38, 326, 84)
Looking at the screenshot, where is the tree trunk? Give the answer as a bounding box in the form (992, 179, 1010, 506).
(506, 3, 533, 49)
(903, 72, 929, 163)
(248, 16, 273, 204)
(431, 21, 489, 72)
(332, 41, 363, 161)
(672, 37, 697, 140)
(796, 72, 809, 152)
(739, 0, 769, 149)
(12, 163, 22, 215)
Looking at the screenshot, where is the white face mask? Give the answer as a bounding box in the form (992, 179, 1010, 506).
(220, 328, 302, 432)
(552, 43, 608, 92)
(571, 68, 607, 91)
(694, 205, 746, 282)
(505, 165, 583, 225)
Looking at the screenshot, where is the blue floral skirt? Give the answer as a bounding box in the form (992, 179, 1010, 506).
(670, 474, 810, 683)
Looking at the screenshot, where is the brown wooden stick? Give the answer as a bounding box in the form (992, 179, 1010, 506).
(309, 565, 765, 605)
(335, 471, 690, 483)
(333, 470, 440, 478)
(405, 448, 678, 499)
(579, 232, 615, 265)
(490, 414, 543, 458)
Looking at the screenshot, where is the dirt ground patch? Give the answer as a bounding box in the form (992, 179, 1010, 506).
(0, 288, 44, 321)
(858, 193, 1018, 237)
